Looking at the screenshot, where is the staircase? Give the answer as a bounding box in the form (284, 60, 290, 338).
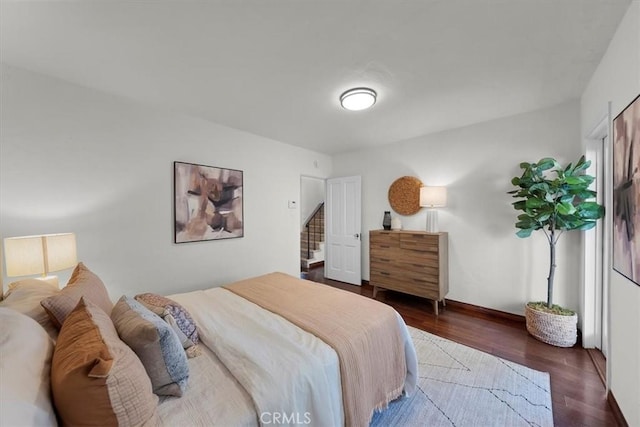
(301, 203, 324, 270)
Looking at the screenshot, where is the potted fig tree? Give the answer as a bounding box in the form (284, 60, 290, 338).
(509, 156, 605, 347)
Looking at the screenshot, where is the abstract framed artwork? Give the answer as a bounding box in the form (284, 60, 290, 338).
(174, 161, 244, 243)
(613, 94, 640, 286)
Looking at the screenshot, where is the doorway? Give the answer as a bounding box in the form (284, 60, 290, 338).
(300, 176, 326, 274)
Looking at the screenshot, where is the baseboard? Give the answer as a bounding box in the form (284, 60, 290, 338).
(586, 348, 606, 386)
(445, 299, 526, 323)
(607, 390, 629, 427)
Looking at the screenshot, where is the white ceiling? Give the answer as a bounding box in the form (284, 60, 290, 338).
(0, 1, 630, 154)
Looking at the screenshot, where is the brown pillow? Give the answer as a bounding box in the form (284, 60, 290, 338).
(51, 297, 158, 426)
(41, 262, 113, 328)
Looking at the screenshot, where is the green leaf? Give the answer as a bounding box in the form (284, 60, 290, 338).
(573, 190, 596, 200)
(565, 176, 584, 185)
(530, 182, 550, 193)
(537, 158, 556, 171)
(519, 162, 531, 169)
(512, 200, 527, 210)
(511, 177, 521, 186)
(560, 194, 575, 203)
(516, 228, 534, 238)
(577, 202, 605, 219)
(574, 156, 590, 172)
(580, 175, 595, 186)
(579, 201, 601, 209)
(535, 212, 552, 222)
(525, 197, 547, 209)
(557, 202, 576, 215)
(577, 221, 597, 231)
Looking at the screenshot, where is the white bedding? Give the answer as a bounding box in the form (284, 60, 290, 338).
(157, 343, 257, 426)
(168, 287, 345, 426)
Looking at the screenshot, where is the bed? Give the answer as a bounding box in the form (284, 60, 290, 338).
(0, 265, 417, 427)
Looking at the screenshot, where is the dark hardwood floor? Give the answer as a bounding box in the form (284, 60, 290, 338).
(302, 268, 619, 427)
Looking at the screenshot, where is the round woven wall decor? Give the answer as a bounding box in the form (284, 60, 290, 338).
(388, 176, 423, 215)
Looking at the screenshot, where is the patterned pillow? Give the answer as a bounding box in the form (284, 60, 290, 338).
(111, 296, 189, 396)
(135, 293, 200, 355)
(51, 297, 158, 426)
(41, 262, 113, 328)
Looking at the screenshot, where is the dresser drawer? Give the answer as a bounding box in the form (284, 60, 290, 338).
(400, 233, 439, 252)
(370, 263, 406, 279)
(374, 276, 438, 299)
(400, 251, 439, 268)
(370, 231, 400, 248)
(399, 262, 439, 277)
(370, 271, 399, 288)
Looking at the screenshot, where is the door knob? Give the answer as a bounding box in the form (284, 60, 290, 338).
(354, 233, 360, 239)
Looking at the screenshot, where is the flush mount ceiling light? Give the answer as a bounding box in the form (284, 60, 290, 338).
(340, 87, 377, 111)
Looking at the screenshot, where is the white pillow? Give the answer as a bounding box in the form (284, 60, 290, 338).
(0, 307, 57, 426)
(0, 278, 60, 339)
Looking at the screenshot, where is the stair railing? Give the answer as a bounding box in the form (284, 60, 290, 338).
(304, 202, 324, 260)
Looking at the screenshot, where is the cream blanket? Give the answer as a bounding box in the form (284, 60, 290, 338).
(170, 286, 344, 427)
(226, 272, 408, 427)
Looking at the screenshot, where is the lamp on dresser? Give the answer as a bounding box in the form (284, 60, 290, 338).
(3, 233, 77, 287)
(420, 186, 447, 233)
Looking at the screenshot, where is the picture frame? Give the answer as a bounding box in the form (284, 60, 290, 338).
(612, 93, 640, 286)
(174, 161, 244, 243)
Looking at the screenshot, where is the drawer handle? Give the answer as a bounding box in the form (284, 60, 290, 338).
(412, 263, 423, 268)
(380, 271, 390, 276)
(380, 245, 390, 248)
(380, 258, 391, 262)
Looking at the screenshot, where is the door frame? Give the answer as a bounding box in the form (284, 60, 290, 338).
(582, 108, 611, 378)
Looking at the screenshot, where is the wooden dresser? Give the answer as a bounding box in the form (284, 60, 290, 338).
(369, 230, 449, 315)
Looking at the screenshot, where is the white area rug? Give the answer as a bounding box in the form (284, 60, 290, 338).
(371, 327, 554, 427)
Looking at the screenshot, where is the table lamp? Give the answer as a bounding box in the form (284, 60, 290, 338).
(420, 186, 447, 233)
(3, 233, 77, 287)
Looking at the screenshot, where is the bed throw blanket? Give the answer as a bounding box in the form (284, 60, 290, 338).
(225, 272, 408, 427)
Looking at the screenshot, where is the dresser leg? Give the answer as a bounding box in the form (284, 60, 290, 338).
(373, 286, 379, 298)
(432, 300, 439, 316)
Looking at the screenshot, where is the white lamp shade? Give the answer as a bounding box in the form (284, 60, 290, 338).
(4, 233, 77, 277)
(420, 186, 447, 208)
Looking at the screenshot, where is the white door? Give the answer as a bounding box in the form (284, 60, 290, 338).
(325, 176, 362, 285)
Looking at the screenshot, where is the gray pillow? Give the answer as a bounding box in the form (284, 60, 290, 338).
(111, 295, 189, 397)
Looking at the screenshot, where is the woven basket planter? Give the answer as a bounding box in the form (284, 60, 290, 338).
(525, 304, 577, 347)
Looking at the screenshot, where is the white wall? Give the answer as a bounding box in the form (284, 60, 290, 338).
(581, 2, 640, 425)
(0, 64, 332, 298)
(332, 101, 583, 316)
